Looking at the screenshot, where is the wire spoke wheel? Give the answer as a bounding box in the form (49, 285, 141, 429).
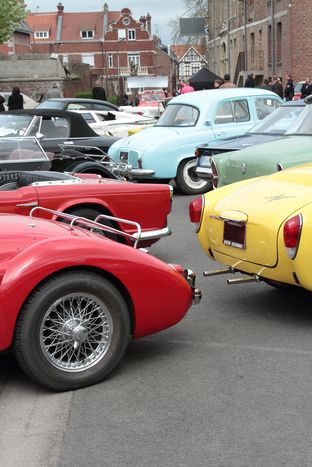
(40, 293, 113, 372)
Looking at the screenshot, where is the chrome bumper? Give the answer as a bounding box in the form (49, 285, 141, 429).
(195, 166, 213, 180)
(128, 168, 155, 178)
(131, 226, 172, 241)
(184, 269, 201, 305)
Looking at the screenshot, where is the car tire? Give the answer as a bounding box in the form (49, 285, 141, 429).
(65, 207, 122, 243)
(14, 271, 131, 391)
(65, 160, 119, 179)
(176, 158, 211, 195)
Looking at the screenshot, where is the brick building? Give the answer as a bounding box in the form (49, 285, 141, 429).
(207, 0, 311, 86)
(26, 3, 174, 95)
(0, 21, 32, 56)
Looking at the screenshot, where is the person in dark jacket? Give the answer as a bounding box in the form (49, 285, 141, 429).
(271, 77, 284, 99)
(284, 74, 295, 101)
(8, 87, 23, 110)
(92, 80, 107, 101)
(0, 94, 5, 112)
(301, 78, 311, 99)
(260, 79, 272, 91)
(244, 73, 256, 88)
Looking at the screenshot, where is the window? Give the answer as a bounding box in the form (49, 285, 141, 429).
(156, 104, 199, 127)
(107, 53, 113, 68)
(30, 117, 70, 138)
(80, 30, 94, 39)
(277, 22, 282, 63)
(128, 54, 140, 67)
(82, 54, 95, 67)
(268, 25, 272, 64)
(123, 17, 130, 25)
(118, 29, 126, 40)
(255, 98, 280, 120)
(215, 100, 250, 125)
(34, 31, 49, 39)
(128, 29, 136, 40)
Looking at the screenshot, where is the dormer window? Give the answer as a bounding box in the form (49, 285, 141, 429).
(80, 30, 95, 39)
(34, 31, 49, 39)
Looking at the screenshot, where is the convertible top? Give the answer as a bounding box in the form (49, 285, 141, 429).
(7, 109, 99, 138)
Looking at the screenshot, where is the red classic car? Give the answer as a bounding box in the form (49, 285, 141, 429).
(2, 210, 201, 391)
(0, 168, 172, 247)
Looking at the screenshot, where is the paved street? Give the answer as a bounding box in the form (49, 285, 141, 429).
(1, 190, 312, 466)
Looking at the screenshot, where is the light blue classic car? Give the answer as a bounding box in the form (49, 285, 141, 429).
(108, 88, 283, 194)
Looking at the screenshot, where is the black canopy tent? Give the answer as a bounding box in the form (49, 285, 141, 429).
(189, 67, 222, 90)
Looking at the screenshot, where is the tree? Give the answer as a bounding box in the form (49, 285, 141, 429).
(0, 0, 27, 45)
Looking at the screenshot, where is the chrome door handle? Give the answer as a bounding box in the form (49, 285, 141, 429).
(16, 201, 38, 207)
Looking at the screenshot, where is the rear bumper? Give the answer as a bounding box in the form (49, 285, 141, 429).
(132, 226, 172, 242)
(196, 166, 213, 180)
(184, 268, 201, 305)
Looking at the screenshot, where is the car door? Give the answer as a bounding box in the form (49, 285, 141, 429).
(0, 185, 39, 215)
(211, 98, 252, 140)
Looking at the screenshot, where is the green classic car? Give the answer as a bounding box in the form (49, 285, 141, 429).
(210, 97, 312, 188)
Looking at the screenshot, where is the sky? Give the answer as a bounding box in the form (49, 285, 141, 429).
(25, 1, 187, 45)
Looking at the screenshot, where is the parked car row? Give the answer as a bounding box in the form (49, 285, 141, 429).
(1, 89, 312, 392)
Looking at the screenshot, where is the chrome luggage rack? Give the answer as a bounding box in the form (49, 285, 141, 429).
(29, 206, 142, 248)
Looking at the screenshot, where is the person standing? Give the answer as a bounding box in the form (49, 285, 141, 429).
(180, 80, 195, 94)
(46, 82, 63, 99)
(214, 79, 223, 89)
(284, 74, 294, 101)
(0, 94, 5, 112)
(219, 74, 236, 88)
(8, 87, 24, 110)
(260, 79, 272, 91)
(244, 73, 256, 88)
(301, 78, 311, 99)
(271, 77, 284, 99)
(92, 80, 107, 101)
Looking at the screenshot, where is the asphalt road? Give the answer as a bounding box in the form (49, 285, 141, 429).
(1, 191, 312, 466)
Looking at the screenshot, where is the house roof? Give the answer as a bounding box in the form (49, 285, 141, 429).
(170, 44, 206, 61)
(26, 9, 121, 42)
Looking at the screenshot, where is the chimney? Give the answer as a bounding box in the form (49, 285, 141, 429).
(146, 13, 151, 35)
(57, 2, 64, 16)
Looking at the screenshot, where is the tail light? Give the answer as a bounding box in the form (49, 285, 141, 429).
(211, 158, 219, 188)
(283, 214, 302, 259)
(194, 148, 202, 157)
(189, 195, 204, 232)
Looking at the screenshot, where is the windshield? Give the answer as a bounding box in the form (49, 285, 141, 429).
(0, 137, 48, 161)
(0, 114, 33, 137)
(156, 104, 199, 127)
(249, 104, 304, 135)
(285, 105, 312, 135)
(37, 100, 64, 109)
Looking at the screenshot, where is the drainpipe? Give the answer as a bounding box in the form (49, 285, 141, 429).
(244, 0, 248, 71)
(271, 0, 275, 76)
(227, 0, 231, 75)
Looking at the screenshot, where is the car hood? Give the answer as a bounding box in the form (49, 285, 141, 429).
(207, 166, 312, 266)
(112, 126, 185, 150)
(216, 135, 312, 186)
(0, 214, 91, 263)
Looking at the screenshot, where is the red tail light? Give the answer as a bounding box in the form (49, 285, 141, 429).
(194, 148, 201, 157)
(189, 195, 204, 232)
(211, 158, 219, 188)
(283, 214, 302, 259)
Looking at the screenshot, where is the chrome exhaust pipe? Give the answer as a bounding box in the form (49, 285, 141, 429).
(203, 267, 234, 277)
(227, 275, 260, 285)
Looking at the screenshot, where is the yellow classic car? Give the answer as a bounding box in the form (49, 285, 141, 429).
(189, 164, 312, 290)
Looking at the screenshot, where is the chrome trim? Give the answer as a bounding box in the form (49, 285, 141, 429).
(195, 166, 213, 180)
(183, 269, 201, 305)
(277, 161, 284, 171)
(131, 226, 172, 241)
(16, 201, 38, 207)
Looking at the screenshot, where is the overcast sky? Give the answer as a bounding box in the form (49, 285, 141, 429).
(25, 1, 187, 44)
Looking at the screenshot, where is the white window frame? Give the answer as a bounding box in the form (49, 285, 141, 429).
(80, 30, 95, 39)
(34, 31, 49, 39)
(128, 29, 136, 41)
(107, 53, 113, 68)
(128, 54, 140, 67)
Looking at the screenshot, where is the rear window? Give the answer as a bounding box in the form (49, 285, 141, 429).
(255, 98, 280, 120)
(156, 104, 199, 127)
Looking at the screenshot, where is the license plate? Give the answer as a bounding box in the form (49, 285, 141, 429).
(223, 220, 246, 249)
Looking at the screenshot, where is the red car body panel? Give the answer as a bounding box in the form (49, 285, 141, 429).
(0, 214, 192, 351)
(0, 175, 172, 246)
